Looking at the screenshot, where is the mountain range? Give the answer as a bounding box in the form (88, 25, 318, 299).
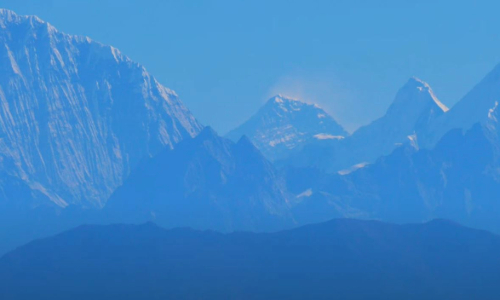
(276, 77, 449, 172)
(2, 9, 500, 292)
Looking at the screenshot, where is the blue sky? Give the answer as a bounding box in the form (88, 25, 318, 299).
(2, 0, 500, 133)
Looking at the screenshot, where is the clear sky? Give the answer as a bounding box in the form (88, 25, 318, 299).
(2, 0, 500, 133)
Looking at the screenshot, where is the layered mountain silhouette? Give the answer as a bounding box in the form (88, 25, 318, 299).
(105, 126, 295, 232)
(3, 10, 500, 298)
(226, 95, 347, 161)
(289, 111, 500, 233)
(2, 219, 500, 300)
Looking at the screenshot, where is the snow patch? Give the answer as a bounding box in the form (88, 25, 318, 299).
(407, 133, 419, 150)
(314, 133, 344, 140)
(4, 44, 22, 75)
(297, 188, 313, 198)
(338, 162, 369, 175)
(488, 101, 498, 122)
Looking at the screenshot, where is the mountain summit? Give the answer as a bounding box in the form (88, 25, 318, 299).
(226, 95, 347, 161)
(351, 77, 448, 148)
(387, 77, 448, 114)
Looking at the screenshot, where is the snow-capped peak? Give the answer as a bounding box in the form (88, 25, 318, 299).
(0, 8, 49, 30)
(270, 94, 304, 106)
(0, 8, 22, 21)
(273, 94, 300, 103)
(325, 77, 449, 172)
(0, 8, 137, 67)
(390, 77, 448, 113)
(226, 95, 347, 161)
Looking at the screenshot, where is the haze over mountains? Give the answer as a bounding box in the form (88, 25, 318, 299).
(2, 9, 500, 298)
(0, 8, 499, 233)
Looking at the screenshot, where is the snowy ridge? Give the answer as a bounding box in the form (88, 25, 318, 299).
(0, 9, 202, 208)
(405, 77, 448, 112)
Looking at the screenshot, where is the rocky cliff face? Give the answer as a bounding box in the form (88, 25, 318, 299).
(0, 9, 202, 209)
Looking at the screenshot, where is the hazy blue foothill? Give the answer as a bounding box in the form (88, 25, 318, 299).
(1, 219, 500, 300)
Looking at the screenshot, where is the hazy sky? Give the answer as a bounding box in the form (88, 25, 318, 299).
(2, 0, 500, 133)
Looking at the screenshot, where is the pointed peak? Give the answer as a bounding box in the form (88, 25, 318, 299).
(0, 8, 55, 32)
(196, 126, 220, 140)
(0, 8, 39, 22)
(236, 134, 254, 147)
(407, 76, 428, 86)
(0, 8, 17, 17)
(392, 77, 448, 113)
(200, 125, 218, 135)
(401, 77, 433, 92)
(0, 8, 22, 26)
(235, 134, 268, 159)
